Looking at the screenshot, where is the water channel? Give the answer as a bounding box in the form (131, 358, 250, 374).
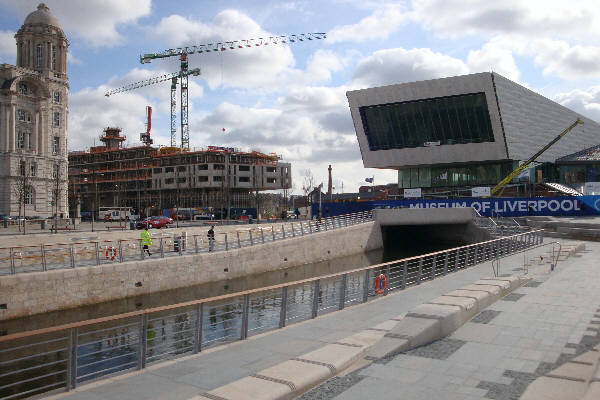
(1, 240, 455, 399)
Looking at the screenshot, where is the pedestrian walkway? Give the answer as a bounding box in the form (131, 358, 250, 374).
(44, 238, 590, 400)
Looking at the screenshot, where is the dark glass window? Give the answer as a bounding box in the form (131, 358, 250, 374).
(238, 165, 250, 172)
(197, 164, 208, 170)
(239, 177, 250, 182)
(359, 92, 494, 150)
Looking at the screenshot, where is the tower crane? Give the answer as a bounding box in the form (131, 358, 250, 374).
(106, 32, 326, 150)
(105, 68, 201, 147)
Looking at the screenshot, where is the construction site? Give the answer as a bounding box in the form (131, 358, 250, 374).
(68, 34, 328, 220)
(68, 124, 291, 219)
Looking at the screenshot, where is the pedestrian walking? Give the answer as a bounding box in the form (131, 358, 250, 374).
(207, 225, 215, 252)
(141, 227, 152, 256)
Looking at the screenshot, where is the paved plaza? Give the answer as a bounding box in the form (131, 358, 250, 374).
(44, 238, 599, 400)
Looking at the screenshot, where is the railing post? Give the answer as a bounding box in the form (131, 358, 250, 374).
(249, 230, 254, 246)
(324, 219, 328, 231)
(260, 228, 265, 244)
(454, 248, 461, 271)
(384, 264, 391, 295)
(312, 279, 320, 318)
(41, 244, 47, 271)
(431, 255, 437, 279)
(339, 274, 347, 309)
(194, 235, 199, 253)
(10, 247, 15, 274)
(237, 232, 241, 248)
(291, 224, 295, 237)
(474, 246, 479, 265)
(69, 245, 75, 268)
(224, 234, 228, 251)
(271, 226, 276, 241)
(362, 269, 370, 302)
(178, 235, 183, 256)
(70, 327, 78, 389)
(281, 224, 286, 238)
(194, 303, 203, 353)
(66, 327, 77, 391)
(138, 313, 148, 369)
(300, 222, 305, 235)
(417, 258, 423, 284)
(241, 294, 250, 339)
(309, 221, 313, 234)
(402, 261, 407, 289)
(279, 286, 288, 328)
(95, 242, 100, 266)
(443, 252, 449, 275)
(139, 238, 145, 260)
(118, 240, 123, 262)
(160, 237, 164, 258)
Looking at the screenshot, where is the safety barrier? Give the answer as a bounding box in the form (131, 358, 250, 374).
(0, 229, 544, 399)
(0, 211, 372, 276)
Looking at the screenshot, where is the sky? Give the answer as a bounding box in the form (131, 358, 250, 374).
(1, 0, 599, 194)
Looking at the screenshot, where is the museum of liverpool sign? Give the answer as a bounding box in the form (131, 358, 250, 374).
(316, 196, 600, 217)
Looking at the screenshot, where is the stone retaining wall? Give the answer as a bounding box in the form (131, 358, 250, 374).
(0, 221, 383, 320)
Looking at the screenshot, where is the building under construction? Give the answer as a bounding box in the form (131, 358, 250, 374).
(68, 127, 291, 218)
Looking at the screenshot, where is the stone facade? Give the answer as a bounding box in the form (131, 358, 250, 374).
(0, 4, 69, 217)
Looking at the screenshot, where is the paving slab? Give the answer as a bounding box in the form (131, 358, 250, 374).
(48, 239, 595, 400)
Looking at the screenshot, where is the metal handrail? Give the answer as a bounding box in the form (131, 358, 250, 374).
(0, 229, 543, 399)
(491, 240, 561, 277)
(0, 211, 373, 276)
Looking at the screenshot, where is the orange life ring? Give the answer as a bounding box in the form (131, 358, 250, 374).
(374, 273, 387, 294)
(105, 246, 118, 261)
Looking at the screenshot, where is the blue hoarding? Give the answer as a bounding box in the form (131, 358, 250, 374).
(313, 195, 600, 218)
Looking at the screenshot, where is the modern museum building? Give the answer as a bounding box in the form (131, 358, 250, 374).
(346, 72, 600, 196)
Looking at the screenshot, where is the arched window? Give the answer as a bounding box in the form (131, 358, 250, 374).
(17, 109, 31, 123)
(18, 83, 28, 95)
(36, 44, 43, 68)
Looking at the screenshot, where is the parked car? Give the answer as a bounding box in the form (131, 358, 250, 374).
(136, 216, 174, 229)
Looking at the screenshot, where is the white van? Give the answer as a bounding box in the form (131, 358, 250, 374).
(99, 207, 139, 221)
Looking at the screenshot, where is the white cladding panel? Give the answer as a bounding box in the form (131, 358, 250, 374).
(493, 73, 600, 163)
(347, 73, 508, 169)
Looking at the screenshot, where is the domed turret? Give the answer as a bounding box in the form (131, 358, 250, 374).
(15, 3, 68, 76)
(23, 3, 62, 30)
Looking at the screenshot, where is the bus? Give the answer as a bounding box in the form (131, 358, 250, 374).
(99, 207, 139, 221)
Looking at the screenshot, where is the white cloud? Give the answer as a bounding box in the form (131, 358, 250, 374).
(327, 3, 409, 43)
(0, 0, 151, 47)
(466, 37, 521, 81)
(351, 47, 469, 88)
(530, 39, 600, 80)
(555, 86, 600, 123)
(68, 86, 168, 151)
(411, 0, 600, 39)
(0, 30, 16, 63)
(67, 51, 82, 65)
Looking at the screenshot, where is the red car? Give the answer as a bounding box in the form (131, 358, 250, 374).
(136, 216, 174, 229)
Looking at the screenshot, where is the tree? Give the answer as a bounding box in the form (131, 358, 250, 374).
(51, 163, 64, 233)
(13, 159, 31, 234)
(301, 169, 315, 198)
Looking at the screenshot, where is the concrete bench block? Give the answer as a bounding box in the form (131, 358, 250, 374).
(548, 361, 596, 382)
(336, 329, 387, 348)
(257, 359, 331, 398)
(445, 289, 494, 311)
(520, 376, 587, 400)
(364, 336, 410, 360)
(206, 376, 292, 400)
(371, 318, 401, 331)
(479, 275, 522, 291)
(473, 279, 511, 293)
(428, 295, 478, 319)
(298, 343, 364, 374)
(409, 303, 464, 336)
(572, 350, 600, 366)
(582, 382, 600, 400)
(461, 284, 502, 300)
(386, 315, 441, 349)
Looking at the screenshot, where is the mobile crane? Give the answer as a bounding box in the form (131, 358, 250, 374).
(490, 118, 584, 197)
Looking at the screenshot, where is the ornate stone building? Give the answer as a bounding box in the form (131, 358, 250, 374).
(0, 3, 69, 217)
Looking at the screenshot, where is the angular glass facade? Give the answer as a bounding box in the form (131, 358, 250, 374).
(359, 92, 495, 150)
(398, 162, 515, 188)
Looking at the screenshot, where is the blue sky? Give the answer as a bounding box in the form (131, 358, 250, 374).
(1, 0, 599, 193)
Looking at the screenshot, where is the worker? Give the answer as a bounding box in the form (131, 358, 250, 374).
(141, 227, 152, 256)
(207, 225, 215, 252)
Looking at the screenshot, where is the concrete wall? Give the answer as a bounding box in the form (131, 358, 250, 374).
(0, 221, 383, 320)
